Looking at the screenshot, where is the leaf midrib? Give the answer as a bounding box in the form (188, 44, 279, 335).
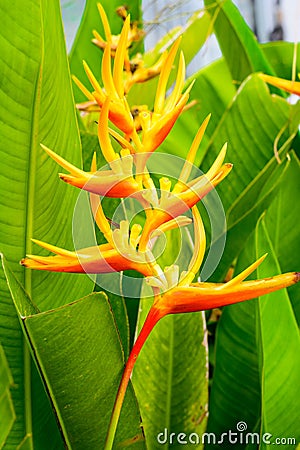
(22, 0, 44, 444)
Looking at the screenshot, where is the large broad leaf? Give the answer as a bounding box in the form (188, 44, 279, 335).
(0, 256, 65, 450)
(206, 213, 300, 447)
(0, 0, 92, 446)
(25, 295, 145, 449)
(261, 41, 300, 80)
(0, 344, 15, 448)
(0, 0, 93, 309)
(263, 152, 300, 323)
(158, 57, 235, 170)
(200, 75, 300, 211)
(255, 219, 300, 446)
(2, 253, 145, 449)
(203, 0, 275, 83)
(211, 152, 290, 281)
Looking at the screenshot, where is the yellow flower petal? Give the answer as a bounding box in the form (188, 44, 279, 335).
(154, 37, 182, 115)
(259, 73, 300, 96)
(113, 15, 130, 98)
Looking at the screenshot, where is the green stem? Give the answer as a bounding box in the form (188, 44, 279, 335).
(104, 306, 164, 450)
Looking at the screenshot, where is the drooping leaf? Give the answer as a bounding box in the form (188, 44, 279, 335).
(201, 75, 300, 211)
(0, 255, 65, 450)
(2, 252, 145, 449)
(24, 293, 145, 449)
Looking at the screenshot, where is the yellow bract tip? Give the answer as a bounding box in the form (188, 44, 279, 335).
(83, 60, 102, 94)
(97, 3, 112, 43)
(220, 253, 268, 290)
(40, 144, 84, 178)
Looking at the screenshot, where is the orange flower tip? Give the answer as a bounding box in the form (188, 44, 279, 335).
(295, 272, 300, 283)
(58, 173, 72, 183)
(58, 173, 85, 187)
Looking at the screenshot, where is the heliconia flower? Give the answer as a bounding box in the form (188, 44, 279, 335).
(132, 38, 193, 158)
(21, 171, 193, 277)
(259, 73, 300, 96)
(20, 206, 156, 277)
(20, 218, 192, 278)
(20, 238, 152, 276)
(40, 144, 140, 198)
(92, 3, 144, 58)
(138, 115, 232, 249)
(104, 205, 300, 450)
(40, 98, 142, 198)
(73, 14, 134, 136)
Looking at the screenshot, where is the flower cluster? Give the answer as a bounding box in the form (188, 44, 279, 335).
(21, 5, 300, 449)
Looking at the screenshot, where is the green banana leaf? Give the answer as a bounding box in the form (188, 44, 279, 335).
(261, 41, 300, 80)
(2, 253, 145, 449)
(256, 219, 300, 447)
(211, 153, 290, 281)
(0, 344, 15, 448)
(207, 211, 300, 447)
(200, 75, 300, 211)
(263, 152, 300, 323)
(0, 0, 94, 446)
(203, 0, 275, 83)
